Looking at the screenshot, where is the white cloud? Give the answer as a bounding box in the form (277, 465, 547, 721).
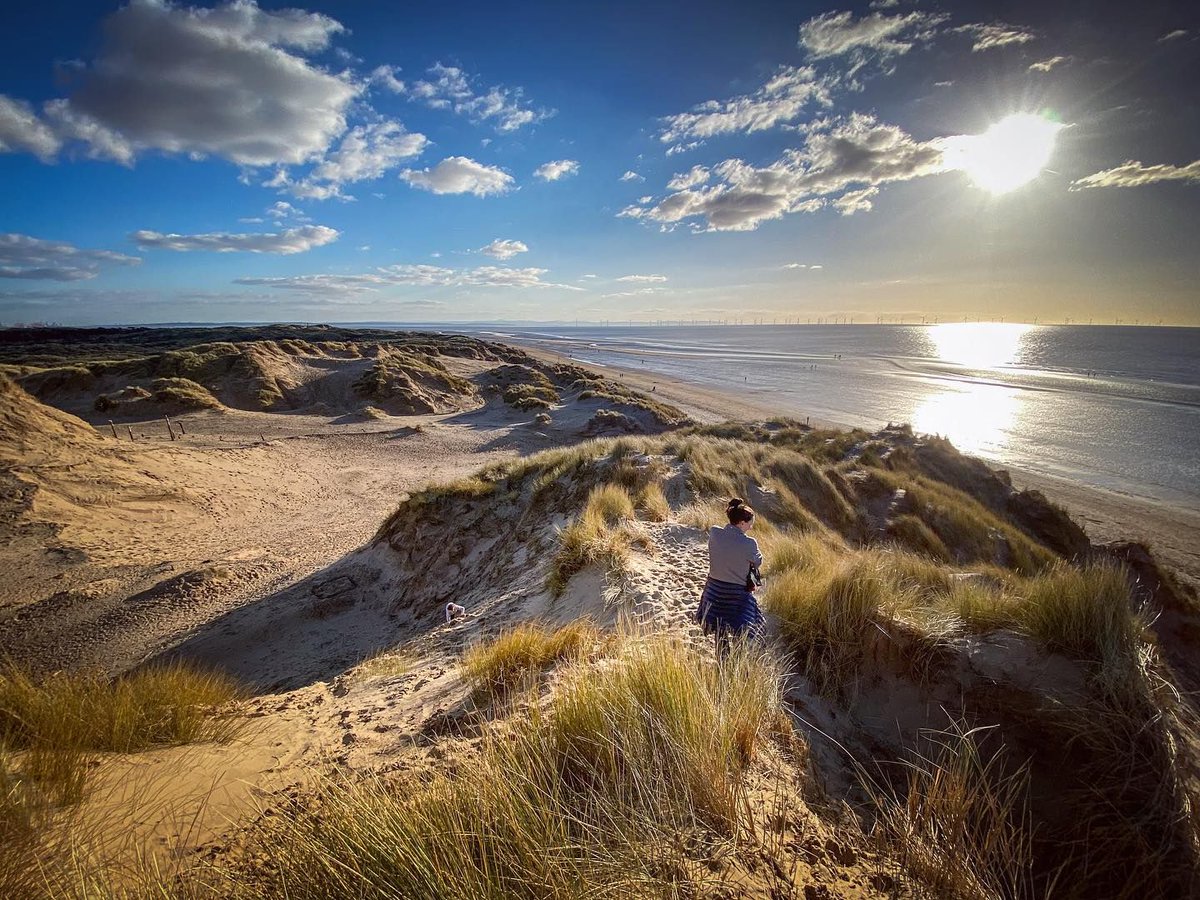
(534, 159, 580, 181)
(616, 274, 668, 283)
(666, 140, 705, 156)
(406, 62, 546, 132)
(798, 10, 946, 73)
(43, 100, 134, 164)
(235, 263, 581, 294)
(782, 263, 809, 269)
(232, 273, 389, 294)
(479, 239, 529, 260)
(282, 121, 429, 199)
(1159, 29, 1189, 43)
(0, 233, 140, 281)
(1069, 159, 1200, 190)
(0, 95, 61, 162)
(460, 266, 569, 288)
(369, 64, 406, 93)
(400, 156, 514, 196)
(833, 185, 879, 215)
(132, 225, 339, 254)
(667, 165, 711, 190)
(266, 201, 309, 224)
(25, 0, 358, 166)
(955, 23, 1036, 52)
(659, 66, 832, 143)
(623, 114, 948, 232)
(619, 170, 644, 182)
(1028, 55, 1070, 73)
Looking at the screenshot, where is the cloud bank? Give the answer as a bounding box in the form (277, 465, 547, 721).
(659, 66, 832, 144)
(11, 0, 359, 167)
(0, 233, 140, 281)
(132, 225, 339, 254)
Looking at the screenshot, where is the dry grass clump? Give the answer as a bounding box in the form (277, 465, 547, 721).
(1010, 560, 1142, 684)
(547, 484, 638, 595)
(675, 496, 728, 531)
(635, 481, 671, 522)
(763, 454, 856, 530)
(543, 636, 786, 832)
(0, 662, 243, 756)
(888, 514, 952, 562)
(942, 578, 1012, 631)
(766, 552, 908, 691)
(463, 620, 601, 695)
(149, 377, 221, 410)
(866, 726, 1034, 900)
(202, 637, 783, 900)
(0, 663, 243, 899)
(874, 470, 1055, 575)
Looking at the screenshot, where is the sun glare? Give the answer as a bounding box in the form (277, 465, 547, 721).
(944, 113, 1064, 194)
(927, 322, 1031, 369)
(912, 382, 1021, 457)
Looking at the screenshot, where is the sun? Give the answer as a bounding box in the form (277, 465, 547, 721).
(943, 113, 1064, 194)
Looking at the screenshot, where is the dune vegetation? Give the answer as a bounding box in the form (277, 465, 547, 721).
(0, 663, 243, 899)
(2, 411, 1197, 898)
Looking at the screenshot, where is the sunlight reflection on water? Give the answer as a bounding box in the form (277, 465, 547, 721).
(926, 322, 1033, 369)
(911, 381, 1022, 456)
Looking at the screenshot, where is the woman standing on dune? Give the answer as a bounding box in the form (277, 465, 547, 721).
(697, 498, 764, 658)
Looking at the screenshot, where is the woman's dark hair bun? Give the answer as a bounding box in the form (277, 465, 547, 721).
(726, 498, 754, 524)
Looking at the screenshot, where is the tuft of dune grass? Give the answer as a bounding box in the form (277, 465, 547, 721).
(766, 552, 910, 691)
(888, 514, 953, 562)
(0, 662, 244, 899)
(463, 620, 602, 696)
(542, 636, 787, 833)
(547, 484, 638, 596)
(0, 662, 244, 756)
(865, 725, 1034, 900)
(1011, 560, 1142, 683)
(635, 481, 671, 522)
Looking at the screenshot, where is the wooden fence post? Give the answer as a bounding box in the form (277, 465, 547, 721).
(165, 417, 176, 441)
(127, 425, 135, 441)
(108, 420, 118, 438)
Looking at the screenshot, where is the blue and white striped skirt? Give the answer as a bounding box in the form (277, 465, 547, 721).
(696, 577, 763, 636)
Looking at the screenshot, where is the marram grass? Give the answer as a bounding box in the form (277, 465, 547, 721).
(462, 620, 602, 696)
(178, 636, 786, 900)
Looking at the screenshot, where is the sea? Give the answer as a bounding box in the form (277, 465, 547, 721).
(455, 323, 1200, 511)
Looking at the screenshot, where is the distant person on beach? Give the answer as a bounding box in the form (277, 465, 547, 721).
(696, 499, 764, 658)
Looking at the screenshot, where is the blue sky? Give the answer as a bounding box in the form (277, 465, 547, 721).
(1, 0, 1197, 325)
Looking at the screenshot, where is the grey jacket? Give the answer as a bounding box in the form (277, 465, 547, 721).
(707, 524, 763, 585)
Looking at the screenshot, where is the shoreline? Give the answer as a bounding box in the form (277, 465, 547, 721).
(517, 340, 1200, 590)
